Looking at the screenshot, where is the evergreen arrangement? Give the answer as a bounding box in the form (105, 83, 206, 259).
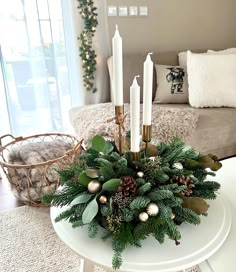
(43, 135, 222, 270)
(77, 0, 98, 93)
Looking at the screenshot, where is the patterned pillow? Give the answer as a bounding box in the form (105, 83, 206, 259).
(153, 64, 188, 104)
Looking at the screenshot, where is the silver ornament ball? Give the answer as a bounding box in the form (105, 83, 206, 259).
(173, 162, 183, 170)
(137, 171, 144, 178)
(88, 180, 101, 193)
(146, 203, 159, 216)
(139, 212, 149, 222)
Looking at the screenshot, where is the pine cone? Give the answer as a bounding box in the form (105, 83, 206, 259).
(169, 175, 195, 196)
(116, 176, 137, 197)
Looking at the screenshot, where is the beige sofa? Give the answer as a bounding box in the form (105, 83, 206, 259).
(69, 51, 236, 159)
(106, 52, 236, 159)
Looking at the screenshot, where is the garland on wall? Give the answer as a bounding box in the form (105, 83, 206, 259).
(77, 0, 98, 93)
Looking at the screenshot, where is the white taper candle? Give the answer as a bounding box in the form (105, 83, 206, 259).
(112, 25, 123, 106)
(130, 75, 140, 152)
(143, 53, 154, 125)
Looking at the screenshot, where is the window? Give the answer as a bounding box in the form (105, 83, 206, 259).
(0, 0, 75, 136)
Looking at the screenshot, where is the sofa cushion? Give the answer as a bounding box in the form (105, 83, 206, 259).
(153, 64, 188, 104)
(155, 104, 236, 159)
(187, 51, 236, 108)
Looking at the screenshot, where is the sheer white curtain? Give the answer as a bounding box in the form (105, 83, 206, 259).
(0, 0, 110, 137)
(0, 0, 83, 136)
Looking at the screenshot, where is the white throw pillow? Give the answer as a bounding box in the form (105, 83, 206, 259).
(153, 64, 188, 104)
(187, 51, 236, 108)
(178, 48, 236, 68)
(207, 48, 236, 54)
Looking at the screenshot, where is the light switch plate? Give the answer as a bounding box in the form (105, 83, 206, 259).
(129, 6, 138, 16)
(139, 6, 148, 16)
(119, 6, 128, 17)
(108, 6, 117, 16)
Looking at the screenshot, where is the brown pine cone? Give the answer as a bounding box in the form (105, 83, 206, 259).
(116, 176, 137, 197)
(169, 175, 195, 196)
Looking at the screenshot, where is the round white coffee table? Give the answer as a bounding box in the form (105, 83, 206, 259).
(199, 157, 236, 272)
(50, 165, 232, 272)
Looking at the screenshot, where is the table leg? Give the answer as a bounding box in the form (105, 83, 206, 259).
(80, 258, 94, 272)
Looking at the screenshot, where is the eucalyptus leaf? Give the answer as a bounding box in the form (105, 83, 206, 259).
(71, 193, 93, 205)
(92, 135, 106, 153)
(102, 178, 121, 191)
(79, 171, 91, 186)
(86, 168, 99, 178)
(82, 198, 99, 224)
(104, 141, 114, 154)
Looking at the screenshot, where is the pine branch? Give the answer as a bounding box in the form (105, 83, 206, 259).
(42, 181, 86, 207)
(158, 201, 172, 220)
(88, 220, 99, 238)
(100, 205, 112, 217)
(163, 196, 183, 207)
(148, 189, 173, 201)
(138, 182, 152, 196)
(120, 208, 136, 222)
(173, 206, 201, 225)
(129, 196, 151, 210)
(165, 219, 181, 241)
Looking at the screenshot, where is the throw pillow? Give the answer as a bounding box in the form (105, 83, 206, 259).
(207, 48, 236, 54)
(187, 51, 236, 108)
(153, 64, 188, 104)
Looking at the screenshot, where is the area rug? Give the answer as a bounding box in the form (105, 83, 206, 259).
(70, 103, 199, 145)
(0, 206, 199, 272)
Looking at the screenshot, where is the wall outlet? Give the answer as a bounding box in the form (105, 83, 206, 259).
(119, 6, 128, 16)
(129, 6, 138, 16)
(108, 6, 117, 16)
(139, 6, 148, 16)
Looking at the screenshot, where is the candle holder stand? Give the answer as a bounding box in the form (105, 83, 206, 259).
(115, 105, 124, 155)
(142, 125, 152, 156)
(130, 152, 140, 162)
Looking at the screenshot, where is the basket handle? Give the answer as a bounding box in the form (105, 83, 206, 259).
(0, 134, 23, 147)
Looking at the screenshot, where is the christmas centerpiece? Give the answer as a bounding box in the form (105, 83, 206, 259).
(43, 26, 222, 270)
(44, 134, 221, 270)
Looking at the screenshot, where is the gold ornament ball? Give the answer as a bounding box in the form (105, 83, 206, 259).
(137, 171, 144, 178)
(146, 203, 159, 216)
(99, 195, 107, 204)
(139, 212, 149, 222)
(88, 180, 101, 193)
(171, 213, 176, 220)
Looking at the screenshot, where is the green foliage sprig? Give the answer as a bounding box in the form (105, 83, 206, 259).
(43, 135, 222, 270)
(77, 0, 98, 93)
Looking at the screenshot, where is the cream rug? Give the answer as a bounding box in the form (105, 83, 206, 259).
(0, 206, 199, 272)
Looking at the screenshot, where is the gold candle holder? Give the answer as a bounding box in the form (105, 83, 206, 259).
(142, 125, 152, 155)
(130, 152, 140, 162)
(115, 105, 124, 155)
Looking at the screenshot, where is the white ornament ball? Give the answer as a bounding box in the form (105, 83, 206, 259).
(173, 162, 183, 170)
(147, 203, 159, 216)
(139, 212, 149, 222)
(88, 180, 101, 193)
(137, 171, 144, 178)
(171, 213, 176, 220)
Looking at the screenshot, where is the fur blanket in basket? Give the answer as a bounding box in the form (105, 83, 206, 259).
(7, 139, 74, 203)
(71, 103, 199, 145)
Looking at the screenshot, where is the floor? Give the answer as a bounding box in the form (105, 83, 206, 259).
(0, 172, 24, 211)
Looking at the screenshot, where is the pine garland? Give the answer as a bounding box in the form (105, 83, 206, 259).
(77, 0, 98, 93)
(44, 135, 222, 270)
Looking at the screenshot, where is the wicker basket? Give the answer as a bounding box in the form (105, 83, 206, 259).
(0, 133, 82, 206)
